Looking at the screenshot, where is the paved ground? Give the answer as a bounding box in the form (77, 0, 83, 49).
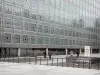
(0, 62, 100, 75)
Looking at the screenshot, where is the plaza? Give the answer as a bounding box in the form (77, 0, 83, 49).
(0, 62, 100, 75)
(0, 0, 100, 74)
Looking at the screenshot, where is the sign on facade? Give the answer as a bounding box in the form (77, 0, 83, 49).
(84, 46, 90, 57)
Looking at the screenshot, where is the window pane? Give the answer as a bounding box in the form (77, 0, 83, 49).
(23, 0, 31, 9)
(37, 14, 43, 21)
(49, 38, 54, 45)
(38, 2, 43, 13)
(4, 3, 12, 14)
(50, 27, 54, 34)
(13, 34, 20, 43)
(43, 0, 49, 3)
(56, 0, 60, 8)
(36, 36, 43, 44)
(4, 17, 12, 28)
(5, 0, 13, 3)
(50, 0, 55, 6)
(65, 39, 68, 45)
(38, 25, 42, 32)
(65, 30, 68, 36)
(55, 38, 60, 45)
(3, 33, 11, 43)
(22, 35, 28, 43)
(43, 26, 48, 33)
(14, 6, 21, 16)
(0, 17, 2, 28)
(30, 36, 35, 44)
(55, 28, 59, 35)
(43, 4, 49, 14)
(31, 3, 38, 10)
(0, 4, 2, 12)
(44, 37, 49, 44)
(29, 23, 37, 31)
(14, 0, 22, 5)
(23, 9, 29, 18)
(59, 29, 64, 35)
(30, 11, 36, 20)
(60, 39, 64, 45)
(23, 22, 28, 31)
(13, 19, 22, 30)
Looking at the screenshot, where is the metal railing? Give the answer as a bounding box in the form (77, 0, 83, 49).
(0, 56, 100, 70)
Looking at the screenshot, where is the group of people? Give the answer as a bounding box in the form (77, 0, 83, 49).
(43, 51, 52, 59)
(43, 50, 80, 59)
(70, 51, 80, 58)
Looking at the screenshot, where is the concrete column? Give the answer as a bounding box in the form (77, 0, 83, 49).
(90, 49, 92, 54)
(80, 49, 82, 54)
(46, 48, 48, 56)
(65, 49, 68, 55)
(18, 48, 21, 57)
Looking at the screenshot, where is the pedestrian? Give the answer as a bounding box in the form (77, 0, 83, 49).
(76, 51, 79, 58)
(48, 51, 52, 60)
(70, 51, 73, 57)
(4, 49, 7, 58)
(43, 51, 46, 58)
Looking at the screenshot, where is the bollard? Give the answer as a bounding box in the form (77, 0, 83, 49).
(66, 58, 68, 67)
(35, 55, 37, 64)
(6, 57, 8, 62)
(67, 58, 69, 67)
(78, 59, 79, 68)
(4, 57, 5, 62)
(88, 60, 91, 69)
(57, 58, 58, 66)
(98, 58, 100, 70)
(47, 58, 48, 65)
(83, 60, 84, 68)
(62, 58, 63, 67)
(24, 56, 26, 62)
(29, 56, 31, 64)
(40, 57, 41, 65)
(73, 58, 75, 67)
(18, 56, 19, 63)
(0, 56, 1, 61)
(13, 57, 14, 63)
(52, 58, 53, 66)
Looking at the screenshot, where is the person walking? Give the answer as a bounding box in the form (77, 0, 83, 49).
(76, 51, 80, 58)
(48, 51, 52, 60)
(43, 51, 46, 58)
(70, 51, 73, 57)
(4, 49, 7, 58)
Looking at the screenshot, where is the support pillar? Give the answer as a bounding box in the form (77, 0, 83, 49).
(90, 49, 92, 54)
(65, 49, 68, 55)
(46, 48, 48, 56)
(80, 49, 82, 54)
(18, 48, 21, 57)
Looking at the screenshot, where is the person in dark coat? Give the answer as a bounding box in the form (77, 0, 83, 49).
(76, 51, 80, 58)
(43, 51, 46, 58)
(48, 51, 52, 60)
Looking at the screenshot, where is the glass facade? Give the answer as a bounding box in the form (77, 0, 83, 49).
(0, 0, 100, 49)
